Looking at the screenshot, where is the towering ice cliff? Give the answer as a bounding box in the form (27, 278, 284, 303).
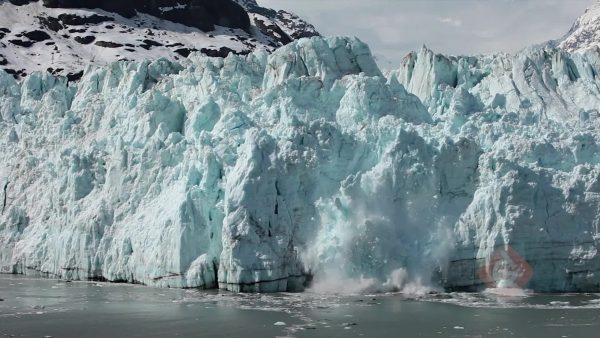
(2, 3, 600, 293)
(390, 41, 600, 291)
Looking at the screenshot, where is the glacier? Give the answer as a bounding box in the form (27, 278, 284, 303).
(1, 35, 600, 293)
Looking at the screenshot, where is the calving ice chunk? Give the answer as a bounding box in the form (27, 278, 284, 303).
(1, 2, 600, 293)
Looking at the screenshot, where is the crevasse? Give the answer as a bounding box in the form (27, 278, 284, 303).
(1, 36, 600, 293)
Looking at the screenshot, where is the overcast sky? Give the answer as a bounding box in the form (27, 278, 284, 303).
(258, 0, 594, 67)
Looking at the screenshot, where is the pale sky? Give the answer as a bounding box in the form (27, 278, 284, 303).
(258, 0, 594, 67)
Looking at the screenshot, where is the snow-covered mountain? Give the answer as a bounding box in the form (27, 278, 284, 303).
(1, 2, 600, 294)
(0, 0, 319, 79)
(560, 1, 600, 52)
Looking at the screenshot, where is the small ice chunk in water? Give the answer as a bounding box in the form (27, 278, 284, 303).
(274, 321, 286, 326)
(454, 326, 464, 330)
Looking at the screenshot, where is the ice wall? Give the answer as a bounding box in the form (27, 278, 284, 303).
(1, 36, 600, 292)
(391, 45, 600, 291)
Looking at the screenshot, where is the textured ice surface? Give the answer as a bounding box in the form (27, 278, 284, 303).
(1, 34, 600, 292)
(391, 43, 600, 292)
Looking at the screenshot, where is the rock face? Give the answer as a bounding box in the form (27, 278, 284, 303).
(236, 0, 319, 41)
(0, 0, 319, 79)
(1, 33, 600, 293)
(559, 1, 600, 53)
(40, 0, 251, 32)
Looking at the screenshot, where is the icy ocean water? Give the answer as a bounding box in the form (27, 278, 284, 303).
(1, 276, 600, 338)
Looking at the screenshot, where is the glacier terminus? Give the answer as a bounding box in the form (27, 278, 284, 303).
(2, 2, 600, 294)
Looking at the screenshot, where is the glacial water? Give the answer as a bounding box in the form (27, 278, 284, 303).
(1, 275, 599, 338)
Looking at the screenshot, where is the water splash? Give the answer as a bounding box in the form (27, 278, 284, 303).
(301, 163, 457, 294)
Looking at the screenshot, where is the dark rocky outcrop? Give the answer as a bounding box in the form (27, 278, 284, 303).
(57, 14, 114, 26)
(9, 39, 35, 47)
(8, 0, 36, 5)
(74, 35, 95, 44)
(253, 17, 292, 46)
(4, 68, 27, 78)
(173, 47, 197, 58)
(200, 46, 248, 58)
(37, 16, 63, 32)
(140, 39, 163, 50)
(273, 11, 320, 40)
(0, 28, 8, 41)
(23, 30, 51, 42)
(95, 41, 123, 48)
(239, 2, 319, 40)
(66, 70, 83, 82)
(42, 0, 251, 32)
